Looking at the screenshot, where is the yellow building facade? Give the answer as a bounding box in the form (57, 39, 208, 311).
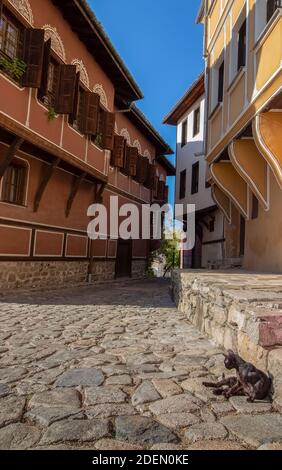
(198, 0, 282, 272)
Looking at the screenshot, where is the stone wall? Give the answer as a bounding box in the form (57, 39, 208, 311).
(0, 260, 89, 290)
(90, 260, 116, 282)
(172, 269, 282, 408)
(132, 260, 147, 279)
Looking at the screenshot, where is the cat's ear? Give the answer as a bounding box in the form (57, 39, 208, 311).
(227, 350, 236, 358)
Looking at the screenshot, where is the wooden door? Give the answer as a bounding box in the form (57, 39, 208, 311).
(116, 240, 132, 278)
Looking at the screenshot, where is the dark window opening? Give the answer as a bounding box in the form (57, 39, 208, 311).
(38, 55, 59, 108)
(252, 194, 259, 219)
(237, 19, 246, 71)
(239, 215, 246, 256)
(209, 219, 215, 232)
(91, 107, 104, 148)
(179, 169, 186, 200)
(69, 85, 84, 130)
(1, 160, 27, 205)
(193, 107, 201, 137)
(218, 60, 224, 103)
(191, 162, 199, 195)
(267, 0, 282, 23)
(181, 119, 187, 147)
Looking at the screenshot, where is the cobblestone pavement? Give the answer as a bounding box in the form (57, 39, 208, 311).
(0, 279, 282, 450)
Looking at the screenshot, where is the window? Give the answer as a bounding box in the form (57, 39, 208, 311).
(239, 216, 245, 256)
(69, 85, 84, 130)
(218, 60, 224, 103)
(252, 194, 259, 219)
(193, 107, 201, 137)
(45, 57, 59, 108)
(237, 20, 246, 71)
(92, 107, 104, 148)
(267, 0, 282, 23)
(0, 13, 22, 60)
(179, 169, 186, 200)
(209, 219, 215, 232)
(181, 119, 187, 147)
(1, 160, 27, 205)
(191, 162, 199, 195)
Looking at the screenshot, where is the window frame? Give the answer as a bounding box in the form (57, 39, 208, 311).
(237, 19, 247, 71)
(0, 158, 28, 206)
(191, 161, 199, 195)
(193, 106, 201, 137)
(179, 169, 186, 200)
(181, 119, 187, 148)
(217, 60, 224, 104)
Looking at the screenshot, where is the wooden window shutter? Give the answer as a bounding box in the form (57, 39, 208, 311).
(101, 111, 115, 150)
(146, 164, 156, 189)
(80, 92, 100, 135)
(158, 181, 165, 201)
(153, 176, 159, 198)
(54, 64, 77, 115)
(22, 29, 45, 88)
(38, 39, 51, 100)
(69, 72, 80, 125)
(136, 156, 148, 184)
(126, 146, 138, 176)
(111, 135, 125, 168)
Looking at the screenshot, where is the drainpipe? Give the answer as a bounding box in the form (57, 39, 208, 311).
(203, 0, 209, 158)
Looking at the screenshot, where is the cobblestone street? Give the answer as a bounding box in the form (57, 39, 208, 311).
(0, 279, 282, 450)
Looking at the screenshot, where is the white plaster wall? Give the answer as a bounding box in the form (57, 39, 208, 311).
(175, 95, 214, 212)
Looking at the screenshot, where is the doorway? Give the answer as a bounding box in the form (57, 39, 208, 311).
(115, 239, 132, 278)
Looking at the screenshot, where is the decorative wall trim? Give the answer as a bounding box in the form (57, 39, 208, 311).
(8, 0, 34, 25)
(119, 128, 131, 145)
(43, 25, 66, 62)
(93, 84, 109, 109)
(71, 59, 90, 89)
(33, 230, 64, 258)
(133, 139, 142, 154)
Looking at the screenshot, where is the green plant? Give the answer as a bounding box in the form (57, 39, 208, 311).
(0, 56, 26, 80)
(149, 231, 181, 278)
(47, 106, 56, 122)
(95, 132, 103, 146)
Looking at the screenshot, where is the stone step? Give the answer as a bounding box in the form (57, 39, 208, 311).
(172, 269, 282, 409)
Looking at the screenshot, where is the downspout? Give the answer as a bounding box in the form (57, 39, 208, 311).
(203, 0, 209, 158)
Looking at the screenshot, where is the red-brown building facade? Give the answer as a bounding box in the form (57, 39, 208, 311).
(0, 0, 174, 289)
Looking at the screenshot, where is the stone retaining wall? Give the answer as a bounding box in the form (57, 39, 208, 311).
(0, 258, 148, 291)
(0, 261, 89, 290)
(172, 269, 282, 408)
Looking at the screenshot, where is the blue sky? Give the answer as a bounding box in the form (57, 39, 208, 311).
(90, 0, 204, 204)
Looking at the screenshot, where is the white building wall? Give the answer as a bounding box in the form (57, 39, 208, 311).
(175, 95, 213, 211)
(175, 93, 224, 268)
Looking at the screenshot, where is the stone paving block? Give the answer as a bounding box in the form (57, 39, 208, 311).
(131, 381, 160, 406)
(115, 415, 178, 445)
(149, 394, 202, 415)
(229, 396, 272, 414)
(40, 419, 110, 445)
(55, 368, 104, 387)
(185, 422, 228, 443)
(152, 379, 183, 398)
(220, 414, 282, 447)
(0, 423, 41, 450)
(29, 389, 81, 409)
(84, 386, 127, 405)
(0, 395, 26, 427)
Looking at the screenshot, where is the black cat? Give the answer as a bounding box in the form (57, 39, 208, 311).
(203, 350, 272, 402)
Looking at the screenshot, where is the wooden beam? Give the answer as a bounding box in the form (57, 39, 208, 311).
(0, 137, 24, 180)
(65, 172, 86, 218)
(34, 158, 60, 212)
